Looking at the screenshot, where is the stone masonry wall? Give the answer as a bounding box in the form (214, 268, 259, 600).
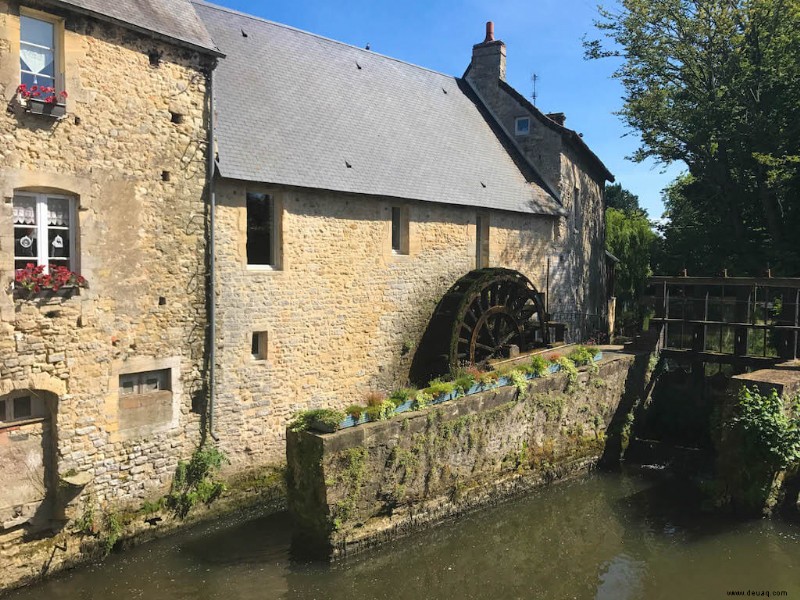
(0, 1, 210, 589)
(213, 181, 576, 468)
(286, 351, 638, 558)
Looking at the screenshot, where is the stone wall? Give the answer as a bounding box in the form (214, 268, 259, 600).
(0, 1, 210, 589)
(212, 181, 595, 468)
(286, 351, 639, 558)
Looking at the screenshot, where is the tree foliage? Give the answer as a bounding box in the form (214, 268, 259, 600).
(606, 206, 658, 320)
(587, 0, 800, 275)
(605, 183, 646, 215)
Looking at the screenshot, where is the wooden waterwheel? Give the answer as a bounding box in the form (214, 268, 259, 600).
(410, 268, 549, 383)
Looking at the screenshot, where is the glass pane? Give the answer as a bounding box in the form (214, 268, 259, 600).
(246, 192, 274, 265)
(21, 16, 54, 49)
(13, 196, 36, 224)
(20, 71, 55, 90)
(14, 227, 38, 261)
(47, 197, 70, 226)
(391, 208, 401, 250)
(119, 376, 137, 396)
(48, 229, 70, 261)
(13, 396, 32, 419)
(20, 47, 54, 80)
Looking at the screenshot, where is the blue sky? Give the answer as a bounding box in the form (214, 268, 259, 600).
(215, 0, 684, 217)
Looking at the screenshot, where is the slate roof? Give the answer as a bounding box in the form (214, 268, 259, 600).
(194, 1, 564, 216)
(44, 0, 220, 54)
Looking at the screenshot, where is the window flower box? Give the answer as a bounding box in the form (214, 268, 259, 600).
(16, 85, 67, 119)
(13, 263, 87, 300)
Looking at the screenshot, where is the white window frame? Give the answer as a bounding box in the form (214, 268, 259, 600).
(13, 192, 76, 273)
(19, 10, 62, 91)
(514, 117, 530, 136)
(246, 191, 282, 270)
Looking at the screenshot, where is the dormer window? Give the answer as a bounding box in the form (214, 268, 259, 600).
(20, 14, 57, 90)
(514, 117, 530, 136)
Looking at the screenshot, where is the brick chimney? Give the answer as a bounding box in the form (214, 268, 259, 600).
(468, 21, 506, 83)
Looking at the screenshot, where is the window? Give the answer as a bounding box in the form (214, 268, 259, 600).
(247, 192, 280, 267)
(514, 117, 530, 136)
(13, 192, 76, 273)
(119, 370, 171, 396)
(251, 331, 268, 361)
(476, 214, 490, 268)
(20, 13, 58, 90)
(573, 186, 580, 232)
(391, 206, 409, 255)
(0, 393, 46, 424)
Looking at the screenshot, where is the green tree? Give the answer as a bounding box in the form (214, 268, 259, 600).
(606, 206, 658, 333)
(605, 183, 645, 215)
(587, 0, 800, 275)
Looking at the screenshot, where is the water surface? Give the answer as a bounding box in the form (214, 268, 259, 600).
(8, 468, 800, 599)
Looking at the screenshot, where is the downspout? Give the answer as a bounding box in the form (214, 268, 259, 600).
(207, 64, 219, 441)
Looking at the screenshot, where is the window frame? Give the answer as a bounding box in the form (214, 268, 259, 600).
(514, 117, 530, 136)
(118, 369, 172, 397)
(390, 205, 409, 255)
(572, 186, 580, 233)
(251, 331, 269, 361)
(13, 191, 77, 273)
(476, 213, 490, 269)
(0, 392, 47, 425)
(245, 191, 282, 270)
(19, 9, 64, 93)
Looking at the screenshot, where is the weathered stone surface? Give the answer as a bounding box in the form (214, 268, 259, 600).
(0, 3, 209, 590)
(286, 352, 639, 558)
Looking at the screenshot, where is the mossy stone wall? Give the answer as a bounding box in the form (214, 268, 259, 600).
(286, 352, 640, 558)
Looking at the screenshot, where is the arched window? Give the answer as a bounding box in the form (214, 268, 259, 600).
(13, 191, 76, 273)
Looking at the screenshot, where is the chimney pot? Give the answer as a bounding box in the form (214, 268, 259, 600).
(484, 21, 495, 43)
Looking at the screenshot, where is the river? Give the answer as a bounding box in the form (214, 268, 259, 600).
(7, 467, 800, 599)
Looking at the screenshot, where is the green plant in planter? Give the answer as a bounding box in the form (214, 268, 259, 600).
(567, 345, 595, 365)
(478, 370, 499, 386)
(288, 408, 347, 432)
(345, 404, 365, 420)
(425, 378, 457, 398)
(510, 369, 528, 394)
(414, 390, 434, 410)
(528, 355, 550, 377)
(453, 372, 476, 394)
(389, 388, 416, 407)
(364, 399, 395, 421)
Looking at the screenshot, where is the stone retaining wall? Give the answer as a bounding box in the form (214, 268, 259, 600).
(287, 351, 643, 558)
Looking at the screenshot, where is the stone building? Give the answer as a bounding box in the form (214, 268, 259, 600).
(0, 0, 613, 589)
(0, 0, 218, 585)
(195, 4, 614, 467)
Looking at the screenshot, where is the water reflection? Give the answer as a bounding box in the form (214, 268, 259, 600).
(7, 468, 800, 600)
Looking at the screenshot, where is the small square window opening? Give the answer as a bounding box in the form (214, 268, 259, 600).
(514, 117, 530, 136)
(251, 331, 268, 361)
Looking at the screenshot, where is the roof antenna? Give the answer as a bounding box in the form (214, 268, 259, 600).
(531, 72, 538, 106)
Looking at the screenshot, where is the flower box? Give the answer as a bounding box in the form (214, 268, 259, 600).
(25, 97, 67, 118)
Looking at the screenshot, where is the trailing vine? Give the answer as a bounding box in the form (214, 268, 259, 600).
(730, 386, 800, 469)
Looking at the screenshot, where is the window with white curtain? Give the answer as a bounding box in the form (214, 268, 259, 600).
(13, 193, 76, 272)
(20, 14, 57, 90)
